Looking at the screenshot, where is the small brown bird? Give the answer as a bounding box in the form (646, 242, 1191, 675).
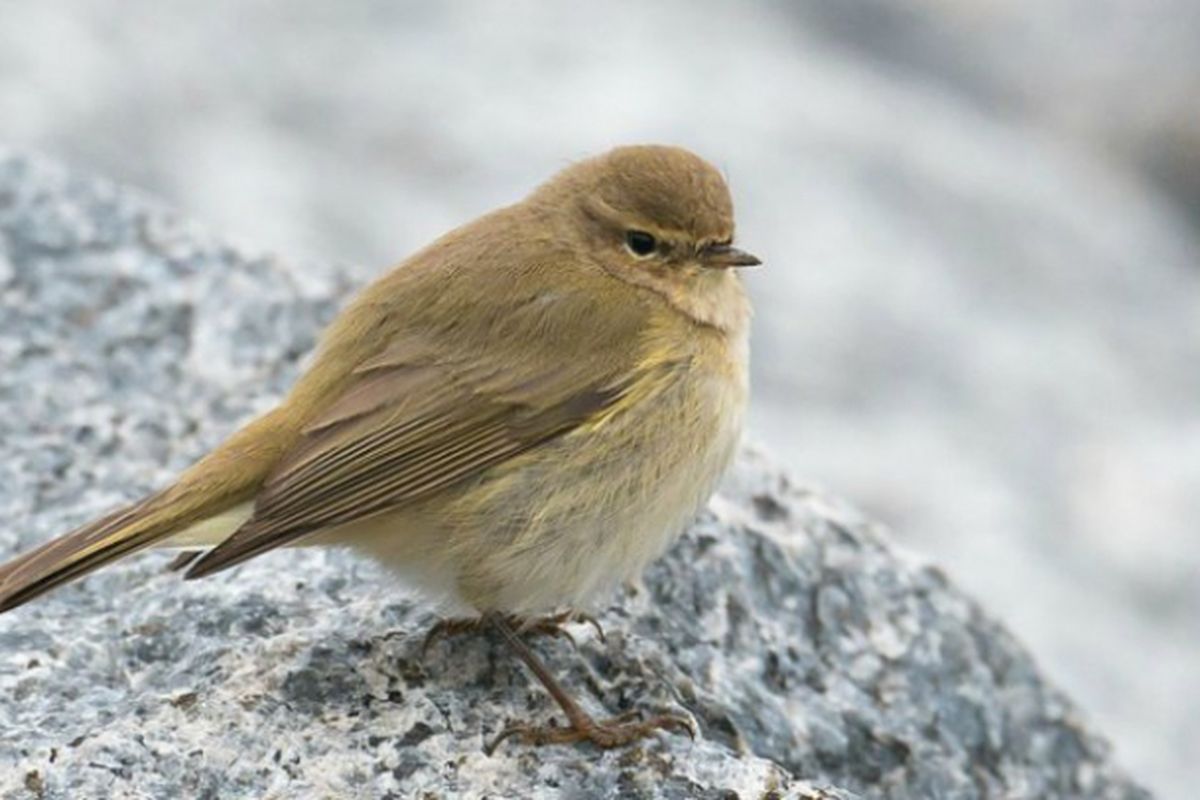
(0, 144, 758, 750)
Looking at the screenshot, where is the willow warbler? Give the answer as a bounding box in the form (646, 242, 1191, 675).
(0, 144, 760, 749)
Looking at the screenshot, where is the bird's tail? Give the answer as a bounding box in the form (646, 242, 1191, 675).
(0, 409, 292, 614)
(0, 489, 244, 613)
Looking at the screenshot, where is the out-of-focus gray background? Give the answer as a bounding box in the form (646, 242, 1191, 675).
(1, 2, 1196, 796)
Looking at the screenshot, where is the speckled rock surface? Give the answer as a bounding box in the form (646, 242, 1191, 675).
(0, 151, 1150, 799)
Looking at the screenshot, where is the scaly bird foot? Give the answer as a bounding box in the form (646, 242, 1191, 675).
(485, 709, 696, 754)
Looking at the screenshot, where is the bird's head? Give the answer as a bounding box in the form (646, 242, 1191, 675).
(532, 144, 759, 331)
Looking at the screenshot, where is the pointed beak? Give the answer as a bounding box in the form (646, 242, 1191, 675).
(700, 243, 762, 269)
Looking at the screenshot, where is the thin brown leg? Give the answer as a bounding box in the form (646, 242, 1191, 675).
(483, 612, 695, 754)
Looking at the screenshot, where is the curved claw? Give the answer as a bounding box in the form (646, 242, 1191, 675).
(424, 612, 597, 660)
(421, 618, 483, 659)
(483, 710, 696, 754)
(484, 726, 517, 755)
(535, 623, 578, 650)
(574, 612, 607, 644)
(665, 713, 698, 741)
(420, 627, 443, 659)
(541, 610, 606, 644)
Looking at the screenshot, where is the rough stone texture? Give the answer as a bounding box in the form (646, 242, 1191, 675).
(7, 6, 1200, 796)
(4, 7, 1200, 795)
(0, 152, 1151, 799)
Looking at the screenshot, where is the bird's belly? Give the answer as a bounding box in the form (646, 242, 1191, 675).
(442, 364, 746, 615)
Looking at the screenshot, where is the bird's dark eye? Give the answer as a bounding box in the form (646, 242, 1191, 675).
(625, 230, 657, 257)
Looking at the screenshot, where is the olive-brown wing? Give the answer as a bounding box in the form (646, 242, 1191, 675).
(183, 342, 633, 579)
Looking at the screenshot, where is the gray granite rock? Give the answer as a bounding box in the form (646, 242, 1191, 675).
(0, 150, 1149, 799)
(3, 7, 1200, 793)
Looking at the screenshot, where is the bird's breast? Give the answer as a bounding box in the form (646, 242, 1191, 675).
(445, 328, 748, 614)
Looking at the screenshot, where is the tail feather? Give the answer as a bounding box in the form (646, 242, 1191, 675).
(0, 408, 297, 614)
(0, 407, 304, 614)
(0, 493, 179, 613)
(164, 550, 205, 572)
(0, 491, 260, 613)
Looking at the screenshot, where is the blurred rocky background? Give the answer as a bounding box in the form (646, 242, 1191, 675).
(0, 2, 1196, 796)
